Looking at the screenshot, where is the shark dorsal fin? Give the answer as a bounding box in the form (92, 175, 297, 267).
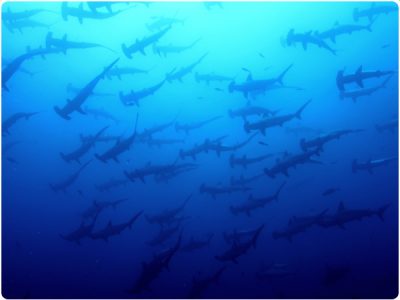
(246, 73, 253, 82)
(63, 34, 67, 41)
(334, 21, 339, 26)
(338, 202, 345, 213)
(356, 65, 363, 75)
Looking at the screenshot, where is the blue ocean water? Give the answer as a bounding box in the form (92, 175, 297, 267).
(2, 1, 398, 298)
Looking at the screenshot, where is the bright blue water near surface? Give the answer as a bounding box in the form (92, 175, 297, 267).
(2, 1, 398, 298)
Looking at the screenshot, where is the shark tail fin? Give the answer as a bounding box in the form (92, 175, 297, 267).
(61, 2, 69, 21)
(277, 63, 293, 85)
(274, 182, 286, 200)
(121, 43, 132, 59)
(353, 8, 359, 22)
(336, 70, 345, 91)
(381, 75, 392, 88)
(49, 183, 57, 192)
(252, 224, 265, 248)
(60, 152, 68, 162)
(228, 81, 235, 93)
(377, 204, 390, 221)
(299, 138, 307, 152)
(45, 31, 53, 48)
(295, 99, 312, 119)
(95, 153, 106, 163)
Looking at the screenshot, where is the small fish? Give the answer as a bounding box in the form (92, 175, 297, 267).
(258, 52, 265, 58)
(381, 44, 390, 49)
(258, 141, 268, 146)
(6, 157, 18, 164)
(322, 188, 340, 197)
(214, 88, 224, 92)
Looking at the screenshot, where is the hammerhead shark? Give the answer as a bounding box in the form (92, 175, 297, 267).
(49, 160, 91, 193)
(165, 53, 208, 82)
(90, 211, 143, 242)
(230, 183, 286, 216)
(300, 129, 363, 152)
(61, 2, 127, 24)
(353, 3, 397, 22)
(122, 26, 171, 58)
(54, 58, 119, 120)
(95, 114, 139, 163)
(228, 64, 293, 98)
(187, 266, 226, 298)
(175, 116, 222, 134)
(2, 112, 38, 135)
(152, 38, 201, 57)
(244, 100, 312, 135)
(119, 80, 165, 106)
(352, 156, 397, 174)
(264, 148, 321, 178)
(336, 65, 394, 91)
(215, 224, 264, 263)
(3, 48, 59, 91)
(128, 235, 181, 294)
(45, 32, 115, 53)
(60, 126, 108, 163)
(146, 194, 192, 226)
(229, 153, 273, 169)
(286, 29, 336, 55)
(60, 212, 99, 245)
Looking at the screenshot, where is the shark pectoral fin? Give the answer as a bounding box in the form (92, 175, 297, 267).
(78, 17, 83, 24)
(140, 177, 145, 183)
(77, 107, 86, 115)
(283, 170, 289, 177)
(140, 48, 146, 55)
(113, 157, 120, 163)
(302, 42, 307, 50)
(356, 79, 364, 88)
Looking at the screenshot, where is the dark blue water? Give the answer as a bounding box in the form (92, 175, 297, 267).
(2, 1, 398, 299)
